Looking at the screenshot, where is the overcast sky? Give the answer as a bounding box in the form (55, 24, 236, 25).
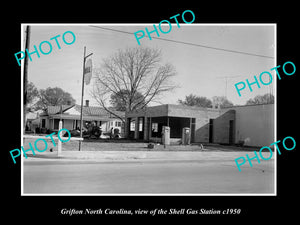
(24, 24, 275, 107)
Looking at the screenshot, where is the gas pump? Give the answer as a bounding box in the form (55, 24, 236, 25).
(162, 126, 170, 146)
(182, 127, 191, 145)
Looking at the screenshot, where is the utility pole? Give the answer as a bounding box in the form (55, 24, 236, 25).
(58, 105, 63, 156)
(23, 25, 30, 134)
(78, 46, 93, 151)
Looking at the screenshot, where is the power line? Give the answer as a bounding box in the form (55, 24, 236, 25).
(90, 26, 135, 36)
(89, 25, 274, 59)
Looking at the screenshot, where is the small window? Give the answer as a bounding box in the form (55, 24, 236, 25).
(130, 120, 135, 131)
(152, 123, 158, 132)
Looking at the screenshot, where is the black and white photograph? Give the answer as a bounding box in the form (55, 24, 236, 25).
(21, 24, 276, 195)
(4, 4, 298, 222)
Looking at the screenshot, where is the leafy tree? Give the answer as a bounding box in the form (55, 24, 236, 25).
(178, 94, 212, 108)
(246, 93, 274, 105)
(212, 96, 234, 108)
(26, 81, 39, 112)
(36, 87, 76, 110)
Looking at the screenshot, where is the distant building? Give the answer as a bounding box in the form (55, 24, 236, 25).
(125, 103, 274, 147)
(25, 111, 41, 133)
(39, 100, 125, 134)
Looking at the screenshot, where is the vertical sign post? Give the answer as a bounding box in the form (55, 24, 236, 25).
(58, 120, 63, 156)
(79, 47, 93, 151)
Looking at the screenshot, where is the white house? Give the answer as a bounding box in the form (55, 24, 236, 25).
(39, 100, 125, 135)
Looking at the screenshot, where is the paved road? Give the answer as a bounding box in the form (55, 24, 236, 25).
(23, 159, 274, 194)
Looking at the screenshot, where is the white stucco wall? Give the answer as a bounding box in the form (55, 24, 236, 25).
(233, 104, 274, 147)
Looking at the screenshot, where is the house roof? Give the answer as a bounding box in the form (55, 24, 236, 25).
(73, 105, 109, 116)
(47, 104, 75, 115)
(41, 104, 125, 119)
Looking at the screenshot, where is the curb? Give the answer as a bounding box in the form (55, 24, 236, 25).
(23, 150, 274, 164)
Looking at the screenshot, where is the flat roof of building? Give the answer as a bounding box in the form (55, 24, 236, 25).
(126, 103, 274, 118)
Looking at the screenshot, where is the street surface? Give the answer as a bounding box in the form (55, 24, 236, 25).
(23, 155, 274, 194)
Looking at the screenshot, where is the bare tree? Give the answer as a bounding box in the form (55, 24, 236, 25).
(91, 47, 177, 122)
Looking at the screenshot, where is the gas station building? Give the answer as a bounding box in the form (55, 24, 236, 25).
(125, 104, 274, 147)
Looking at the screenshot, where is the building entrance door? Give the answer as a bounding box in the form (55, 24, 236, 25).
(209, 119, 214, 143)
(229, 120, 234, 144)
(138, 117, 144, 139)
